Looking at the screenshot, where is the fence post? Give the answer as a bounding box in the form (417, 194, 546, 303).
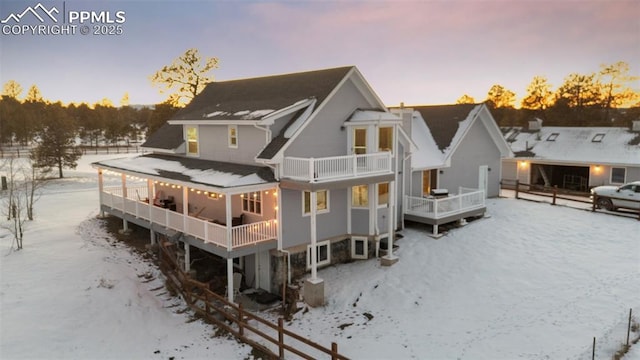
(278, 318, 285, 359)
(331, 342, 338, 360)
(627, 308, 632, 347)
(515, 180, 520, 199)
(552, 186, 557, 205)
(238, 303, 245, 337)
(592, 336, 596, 360)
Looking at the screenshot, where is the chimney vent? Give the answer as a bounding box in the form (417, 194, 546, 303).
(528, 118, 542, 131)
(632, 120, 640, 132)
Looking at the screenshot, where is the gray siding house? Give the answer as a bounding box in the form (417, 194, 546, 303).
(391, 104, 512, 234)
(92, 67, 510, 305)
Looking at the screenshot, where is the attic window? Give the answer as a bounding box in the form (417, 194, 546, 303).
(546, 133, 559, 141)
(592, 133, 605, 143)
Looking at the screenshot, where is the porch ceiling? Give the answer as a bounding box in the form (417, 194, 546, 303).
(93, 154, 277, 193)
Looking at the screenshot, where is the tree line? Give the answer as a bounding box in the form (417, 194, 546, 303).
(457, 61, 640, 127)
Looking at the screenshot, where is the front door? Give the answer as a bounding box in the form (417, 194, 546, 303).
(478, 165, 489, 197)
(256, 250, 271, 291)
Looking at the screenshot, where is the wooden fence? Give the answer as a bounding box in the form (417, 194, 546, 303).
(158, 241, 349, 360)
(502, 179, 640, 220)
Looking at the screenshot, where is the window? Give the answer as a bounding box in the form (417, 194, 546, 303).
(378, 182, 389, 207)
(422, 170, 432, 196)
(307, 240, 330, 269)
(546, 133, 559, 141)
(353, 128, 367, 154)
(378, 127, 393, 152)
(592, 133, 605, 143)
(352, 185, 368, 207)
(186, 126, 198, 155)
(303, 190, 329, 215)
(351, 236, 368, 259)
(241, 192, 261, 215)
(228, 125, 238, 148)
(611, 167, 626, 184)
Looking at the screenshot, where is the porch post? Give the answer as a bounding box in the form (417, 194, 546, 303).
(304, 190, 324, 307)
(148, 179, 154, 233)
(184, 242, 190, 272)
(382, 181, 398, 266)
(121, 173, 128, 232)
(227, 258, 234, 302)
(98, 169, 105, 217)
(182, 186, 188, 231)
(225, 193, 233, 251)
(310, 190, 318, 280)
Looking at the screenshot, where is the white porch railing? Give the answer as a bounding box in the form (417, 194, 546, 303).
(101, 187, 277, 249)
(282, 152, 392, 182)
(404, 188, 485, 220)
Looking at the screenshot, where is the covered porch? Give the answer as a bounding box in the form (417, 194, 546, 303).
(404, 187, 486, 236)
(93, 154, 280, 302)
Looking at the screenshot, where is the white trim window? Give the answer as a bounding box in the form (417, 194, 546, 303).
(241, 192, 262, 215)
(378, 182, 389, 207)
(352, 185, 368, 208)
(186, 126, 199, 155)
(307, 240, 330, 269)
(353, 128, 367, 154)
(303, 190, 329, 216)
(378, 126, 393, 153)
(351, 236, 368, 259)
(611, 167, 626, 184)
(228, 125, 238, 148)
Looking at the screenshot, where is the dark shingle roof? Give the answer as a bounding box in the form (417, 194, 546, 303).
(141, 123, 184, 150)
(256, 107, 309, 160)
(412, 104, 478, 151)
(172, 66, 353, 121)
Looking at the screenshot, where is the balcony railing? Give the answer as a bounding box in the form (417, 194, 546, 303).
(101, 187, 277, 249)
(282, 152, 392, 183)
(404, 188, 485, 220)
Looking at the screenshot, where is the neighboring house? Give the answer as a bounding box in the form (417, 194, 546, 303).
(502, 119, 640, 192)
(92, 67, 508, 306)
(391, 103, 512, 234)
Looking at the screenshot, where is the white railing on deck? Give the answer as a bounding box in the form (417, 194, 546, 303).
(404, 189, 485, 220)
(282, 152, 392, 182)
(101, 187, 276, 249)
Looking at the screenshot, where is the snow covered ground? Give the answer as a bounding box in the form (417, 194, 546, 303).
(1, 154, 639, 359)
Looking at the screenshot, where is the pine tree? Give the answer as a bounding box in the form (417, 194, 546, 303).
(31, 103, 81, 178)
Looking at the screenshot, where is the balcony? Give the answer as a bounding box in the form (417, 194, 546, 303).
(282, 152, 392, 183)
(404, 188, 486, 232)
(100, 186, 277, 249)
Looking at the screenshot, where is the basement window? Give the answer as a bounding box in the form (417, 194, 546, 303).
(592, 133, 605, 143)
(546, 133, 559, 141)
(307, 240, 330, 269)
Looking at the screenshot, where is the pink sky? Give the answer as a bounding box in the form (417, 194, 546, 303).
(1, 0, 638, 107)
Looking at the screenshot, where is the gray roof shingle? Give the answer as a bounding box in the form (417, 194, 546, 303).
(173, 66, 354, 121)
(412, 104, 478, 151)
(141, 123, 184, 150)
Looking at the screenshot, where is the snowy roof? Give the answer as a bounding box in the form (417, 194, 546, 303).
(408, 104, 482, 169)
(92, 154, 276, 189)
(171, 66, 353, 121)
(503, 126, 640, 166)
(346, 109, 401, 123)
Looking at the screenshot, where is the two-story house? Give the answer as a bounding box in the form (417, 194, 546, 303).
(93, 66, 410, 306)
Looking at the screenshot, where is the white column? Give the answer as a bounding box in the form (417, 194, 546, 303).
(98, 169, 105, 217)
(148, 179, 154, 226)
(150, 228, 156, 245)
(310, 190, 318, 280)
(184, 242, 190, 272)
(227, 258, 234, 302)
(182, 186, 189, 231)
(121, 173, 128, 232)
(225, 193, 233, 251)
(384, 181, 396, 259)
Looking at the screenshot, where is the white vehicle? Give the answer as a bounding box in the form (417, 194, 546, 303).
(591, 181, 640, 211)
